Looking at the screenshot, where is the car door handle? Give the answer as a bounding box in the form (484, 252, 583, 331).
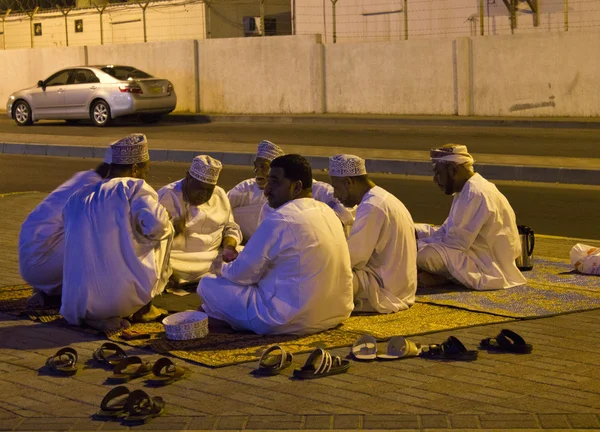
(90, 86, 97, 90)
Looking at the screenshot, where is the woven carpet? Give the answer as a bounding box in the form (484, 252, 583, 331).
(417, 257, 600, 318)
(0, 284, 510, 367)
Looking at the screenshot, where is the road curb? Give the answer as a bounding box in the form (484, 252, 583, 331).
(2, 142, 598, 186)
(160, 113, 600, 129)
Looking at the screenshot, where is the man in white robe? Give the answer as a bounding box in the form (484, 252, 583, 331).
(18, 149, 112, 308)
(227, 140, 354, 241)
(158, 155, 242, 285)
(199, 154, 354, 335)
(416, 144, 526, 291)
(61, 134, 173, 331)
(329, 154, 417, 314)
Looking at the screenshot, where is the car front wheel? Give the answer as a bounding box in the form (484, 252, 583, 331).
(13, 101, 33, 126)
(91, 100, 112, 127)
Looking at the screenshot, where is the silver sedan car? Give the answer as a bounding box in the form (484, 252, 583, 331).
(6, 65, 177, 127)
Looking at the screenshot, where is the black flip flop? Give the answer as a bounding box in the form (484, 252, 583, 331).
(293, 348, 350, 380)
(45, 347, 79, 376)
(108, 356, 153, 383)
(93, 342, 128, 367)
(254, 345, 293, 376)
(122, 390, 165, 425)
(147, 358, 189, 386)
(480, 329, 533, 354)
(420, 336, 478, 361)
(94, 386, 130, 420)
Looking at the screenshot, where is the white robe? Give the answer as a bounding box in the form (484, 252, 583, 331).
(18, 170, 102, 295)
(157, 181, 242, 284)
(198, 198, 354, 335)
(60, 178, 173, 325)
(417, 173, 526, 291)
(228, 178, 354, 240)
(349, 186, 417, 314)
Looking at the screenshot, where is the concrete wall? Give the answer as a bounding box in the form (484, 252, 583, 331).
(324, 38, 457, 115)
(471, 31, 600, 117)
(0, 46, 87, 113)
(87, 40, 198, 112)
(198, 35, 323, 114)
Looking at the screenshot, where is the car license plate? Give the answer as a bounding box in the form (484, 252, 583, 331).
(150, 86, 162, 94)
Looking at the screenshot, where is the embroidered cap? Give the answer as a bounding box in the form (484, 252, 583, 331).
(110, 133, 149, 165)
(329, 154, 367, 177)
(189, 155, 222, 185)
(256, 140, 285, 161)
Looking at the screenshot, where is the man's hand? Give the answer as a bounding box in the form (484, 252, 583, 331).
(222, 245, 239, 263)
(173, 218, 186, 237)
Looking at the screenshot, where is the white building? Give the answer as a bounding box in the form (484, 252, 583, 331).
(0, 0, 292, 50)
(293, 0, 598, 43)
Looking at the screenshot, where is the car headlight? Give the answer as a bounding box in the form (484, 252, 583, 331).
(9, 95, 15, 100)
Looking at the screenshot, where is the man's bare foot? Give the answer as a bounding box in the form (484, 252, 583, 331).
(417, 271, 450, 288)
(85, 317, 131, 331)
(131, 304, 168, 323)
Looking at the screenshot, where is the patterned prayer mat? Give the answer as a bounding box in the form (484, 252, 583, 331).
(0, 284, 510, 367)
(416, 258, 600, 318)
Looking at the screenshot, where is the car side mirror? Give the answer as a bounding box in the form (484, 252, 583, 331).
(37, 80, 46, 90)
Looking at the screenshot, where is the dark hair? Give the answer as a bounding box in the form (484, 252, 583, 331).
(270, 154, 313, 190)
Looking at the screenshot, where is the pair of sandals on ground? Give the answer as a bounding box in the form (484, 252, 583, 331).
(255, 329, 532, 378)
(352, 329, 533, 362)
(44, 343, 190, 425)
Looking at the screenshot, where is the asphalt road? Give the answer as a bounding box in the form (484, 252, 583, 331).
(1, 117, 600, 158)
(1, 154, 598, 239)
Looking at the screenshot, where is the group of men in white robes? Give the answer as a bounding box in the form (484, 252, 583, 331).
(18, 134, 526, 336)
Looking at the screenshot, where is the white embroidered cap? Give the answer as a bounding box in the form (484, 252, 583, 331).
(103, 147, 112, 164)
(256, 140, 285, 161)
(189, 155, 222, 185)
(329, 154, 367, 177)
(110, 133, 149, 165)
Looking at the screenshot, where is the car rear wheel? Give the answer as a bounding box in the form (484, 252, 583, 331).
(139, 114, 163, 124)
(13, 101, 33, 126)
(91, 100, 112, 127)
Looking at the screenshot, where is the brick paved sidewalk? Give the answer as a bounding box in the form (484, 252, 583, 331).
(1, 193, 599, 431)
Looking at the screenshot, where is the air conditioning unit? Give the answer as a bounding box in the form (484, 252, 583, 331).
(243, 16, 262, 36)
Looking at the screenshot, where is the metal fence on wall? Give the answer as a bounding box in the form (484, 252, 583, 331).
(292, 0, 600, 43)
(0, 0, 291, 49)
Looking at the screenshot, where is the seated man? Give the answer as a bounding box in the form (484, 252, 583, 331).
(158, 155, 242, 285)
(417, 144, 526, 290)
(329, 154, 417, 313)
(198, 154, 354, 335)
(227, 140, 354, 241)
(18, 148, 112, 308)
(61, 134, 173, 331)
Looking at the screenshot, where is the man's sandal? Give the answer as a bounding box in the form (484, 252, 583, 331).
(92, 342, 128, 367)
(254, 345, 293, 376)
(420, 336, 478, 361)
(293, 348, 350, 379)
(146, 357, 189, 386)
(108, 356, 153, 383)
(45, 347, 79, 376)
(122, 389, 165, 425)
(94, 386, 130, 420)
(480, 329, 533, 354)
(377, 336, 422, 360)
(351, 335, 378, 361)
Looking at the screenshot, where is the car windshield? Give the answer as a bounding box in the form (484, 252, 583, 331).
(101, 66, 153, 80)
